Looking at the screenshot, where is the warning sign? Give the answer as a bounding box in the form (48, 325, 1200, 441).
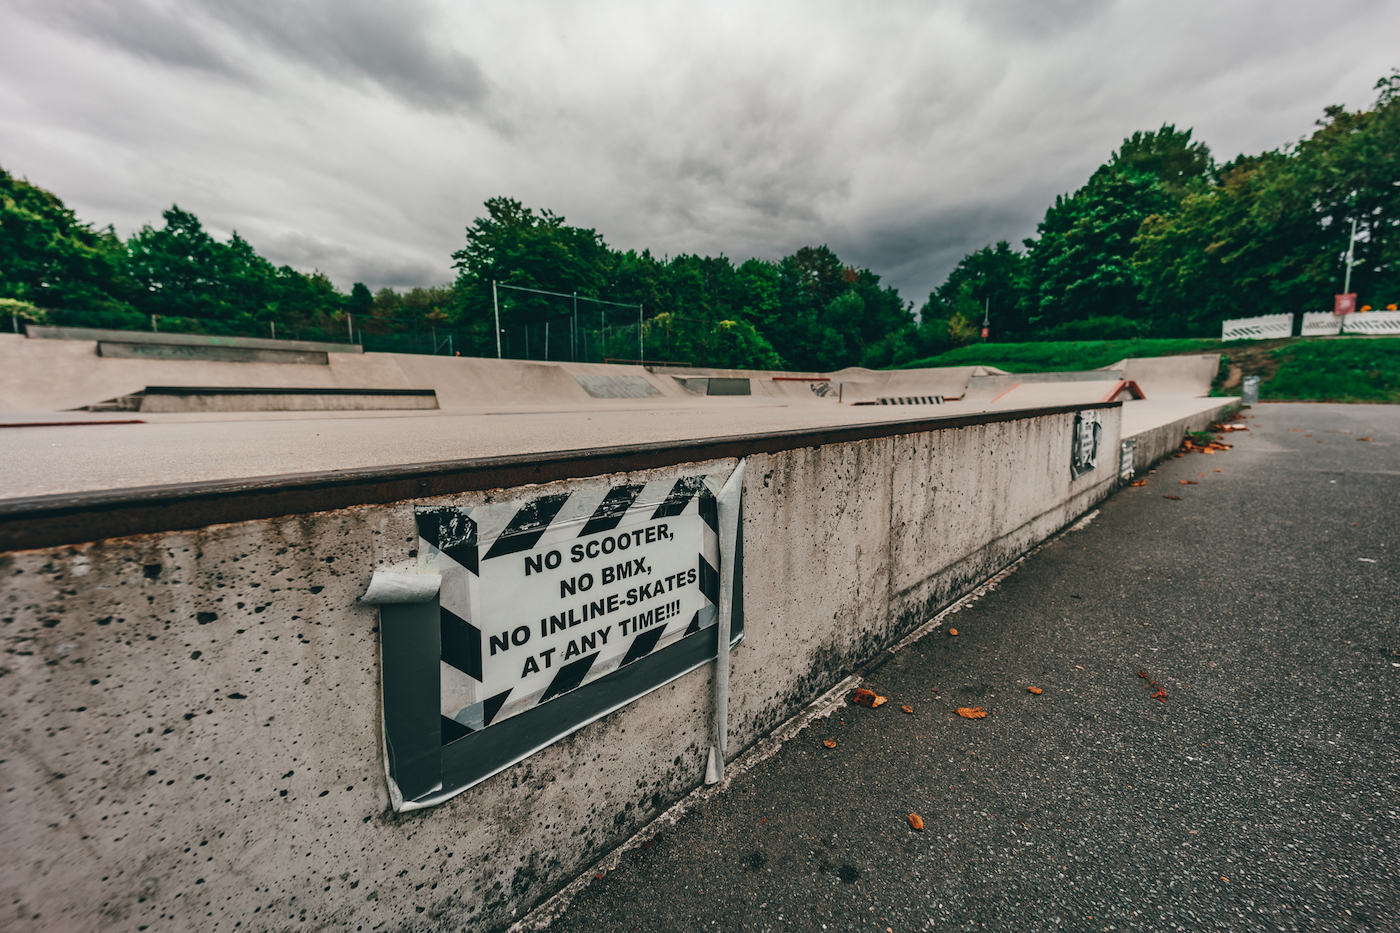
(416, 473, 723, 739)
(1070, 410, 1101, 479)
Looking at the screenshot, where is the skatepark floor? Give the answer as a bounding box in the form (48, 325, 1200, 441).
(0, 397, 1232, 499)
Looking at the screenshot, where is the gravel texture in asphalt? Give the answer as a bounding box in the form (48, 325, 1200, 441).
(538, 403, 1400, 933)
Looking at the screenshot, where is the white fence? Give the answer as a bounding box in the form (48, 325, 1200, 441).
(1342, 311, 1400, 335)
(1222, 313, 1292, 340)
(1222, 310, 1400, 340)
(1301, 312, 1340, 336)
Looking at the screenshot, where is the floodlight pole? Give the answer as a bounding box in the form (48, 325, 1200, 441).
(492, 280, 502, 358)
(1343, 217, 1358, 295)
(573, 292, 578, 361)
(638, 304, 644, 363)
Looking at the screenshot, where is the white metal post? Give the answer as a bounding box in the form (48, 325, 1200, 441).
(1343, 216, 1358, 295)
(492, 280, 502, 358)
(638, 304, 644, 363)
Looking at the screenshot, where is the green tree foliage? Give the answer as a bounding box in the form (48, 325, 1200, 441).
(0, 166, 129, 315)
(930, 73, 1399, 342)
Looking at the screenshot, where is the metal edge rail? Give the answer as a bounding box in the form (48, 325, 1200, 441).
(0, 402, 1120, 552)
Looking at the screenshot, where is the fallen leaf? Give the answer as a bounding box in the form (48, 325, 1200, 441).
(1359, 437, 1373, 442)
(956, 707, 987, 719)
(1179, 480, 1197, 485)
(1163, 495, 1182, 500)
(823, 738, 837, 749)
(640, 836, 660, 849)
(1075, 665, 1084, 670)
(1290, 428, 1305, 432)
(853, 688, 887, 708)
(1197, 473, 1205, 477)
(901, 705, 914, 714)
(948, 628, 959, 636)
(908, 813, 925, 831)
(1027, 686, 1043, 695)
(1129, 479, 1148, 486)
(595, 873, 606, 880)
(1213, 469, 1222, 472)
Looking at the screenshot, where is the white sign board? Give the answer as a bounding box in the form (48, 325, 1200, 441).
(418, 473, 723, 736)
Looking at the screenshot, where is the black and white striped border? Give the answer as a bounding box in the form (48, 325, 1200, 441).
(416, 472, 724, 745)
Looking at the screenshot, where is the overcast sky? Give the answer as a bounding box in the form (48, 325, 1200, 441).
(3, 0, 1397, 304)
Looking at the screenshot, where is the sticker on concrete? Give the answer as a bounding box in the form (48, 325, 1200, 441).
(1070, 410, 1102, 479)
(416, 474, 722, 741)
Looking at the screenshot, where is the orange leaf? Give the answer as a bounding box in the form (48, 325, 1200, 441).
(1027, 686, 1043, 695)
(1180, 480, 1197, 485)
(1163, 495, 1182, 500)
(853, 688, 887, 708)
(1129, 479, 1148, 487)
(1359, 437, 1373, 441)
(823, 738, 837, 749)
(956, 707, 987, 719)
(901, 705, 914, 714)
(948, 628, 959, 636)
(908, 813, 925, 831)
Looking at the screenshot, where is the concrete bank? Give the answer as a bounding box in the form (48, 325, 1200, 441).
(0, 401, 1229, 932)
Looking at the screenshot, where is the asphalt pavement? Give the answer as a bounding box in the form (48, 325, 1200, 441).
(536, 403, 1400, 933)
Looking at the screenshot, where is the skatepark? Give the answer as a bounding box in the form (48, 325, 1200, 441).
(1, 325, 1237, 931)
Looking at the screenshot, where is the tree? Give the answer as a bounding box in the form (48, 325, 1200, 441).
(0, 165, 130, 315)
(1020, 166, 1175, 331)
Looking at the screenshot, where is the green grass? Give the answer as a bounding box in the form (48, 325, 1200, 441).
(1263, 338, 1400, 403)
(897, 338, 1223, 373)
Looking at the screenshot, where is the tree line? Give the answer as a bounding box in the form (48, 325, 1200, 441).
(2, 71, 1394, 370)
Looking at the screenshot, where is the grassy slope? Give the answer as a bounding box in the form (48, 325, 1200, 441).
(1264, 338, 1400, 403)
(898, 336, 1400, 403)
(897, 338, 1222, 373)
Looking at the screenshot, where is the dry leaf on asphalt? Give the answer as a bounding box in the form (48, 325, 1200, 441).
(1180, 480, 1197, 485)
(1129, 479, 1148, 487)
(948, 628, 959, 636)
(823, 738, 837, 749)
(901, 705, 914, 714)
(908, 814, 925, 831)
(1163, 495, 1183, 500)
(956, 707, 988, 719)
(1027, 686, 1043, 695)
(852, 688, 887, 708)
(1359, 437, 1373, 441)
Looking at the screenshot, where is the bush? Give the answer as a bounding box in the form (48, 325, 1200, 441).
(1037, 315, 1148, 341)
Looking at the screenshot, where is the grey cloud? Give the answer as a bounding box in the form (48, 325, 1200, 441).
(24, 0, 237, 75)
(22, 0, 490, 115)
(194, 0, 490, 114)
(254, 230, 448, 292)
(956, 0, 1116, 39)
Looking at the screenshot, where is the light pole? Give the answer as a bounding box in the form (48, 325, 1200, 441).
(492, 280, 502, 358)
(1343, 216, 1358, 295)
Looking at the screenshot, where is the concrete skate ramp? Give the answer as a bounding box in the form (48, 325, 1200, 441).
(0, 333, 414, 412)
(988, 380, 1143, 408)
(964, 370, 1122, 403)
(1097, 354, 1219, 398)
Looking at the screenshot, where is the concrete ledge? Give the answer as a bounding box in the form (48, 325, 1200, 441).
(0, 403, 1119, 551)
(26, 324, 363, 354)
(1125, 398, 1238, 470)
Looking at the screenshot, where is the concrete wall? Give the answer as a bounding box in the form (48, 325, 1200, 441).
(1, 404, 1121, 933)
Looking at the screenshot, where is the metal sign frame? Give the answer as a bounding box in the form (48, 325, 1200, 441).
(376, 466, 744, 811)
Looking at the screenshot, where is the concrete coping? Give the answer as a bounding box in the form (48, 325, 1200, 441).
(138, 386, 437, 396)
(25, 324, 364, 354)
(0, 401, 1121, 552)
